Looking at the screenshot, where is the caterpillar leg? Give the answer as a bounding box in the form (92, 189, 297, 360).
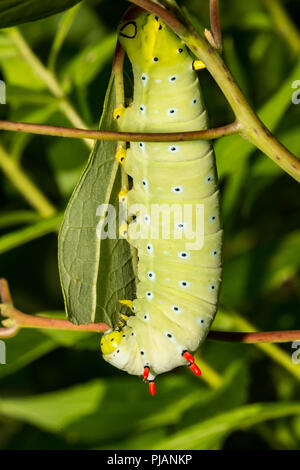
(113, 106, 126, 120)
(119, 299, 134, 311)
(192, 59, 206, 71)
(118, 189, 129, 203)
(115, 148, 127, 164)
(182, 351, 202, 377)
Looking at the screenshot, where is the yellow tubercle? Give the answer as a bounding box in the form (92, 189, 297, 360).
(100, 330, 123, 355)
(119, 222, 128, 238)
(192, 60, 206, 71)
(120, 313, 129, 322)
(116, 148, 127, 164)
(119, 189, 129, 203)
(113, 106, 126, 120)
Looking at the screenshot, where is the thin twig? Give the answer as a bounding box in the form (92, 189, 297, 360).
(0, 119, 241, 142)
(128, 0, 300, 182)
(1, 305, 110, 333)
(0, 279, 109, 334)
(0, 279, 299, 343)
(207, 330, 300, 344)
(209, 0, 222, 51)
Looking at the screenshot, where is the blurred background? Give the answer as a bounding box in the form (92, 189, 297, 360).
(0, 0, 300, 450)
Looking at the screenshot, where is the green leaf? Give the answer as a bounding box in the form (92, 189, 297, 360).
(0, 376, 194, 439)
(0, 362, 247, 444)
(58, 74, 135, 326)
(0, 380, 105, 431)
(0, 1, 82, 29)
(153, 402, 300, 450)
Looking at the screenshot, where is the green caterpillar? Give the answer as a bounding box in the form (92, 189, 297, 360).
(100, 11, 222, 395)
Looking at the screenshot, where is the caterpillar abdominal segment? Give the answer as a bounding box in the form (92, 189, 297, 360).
(100, 13, 222, 395)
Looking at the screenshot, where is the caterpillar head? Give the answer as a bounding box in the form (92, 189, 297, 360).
(100, 329, 123, 356)
(118, 12, 186, 68)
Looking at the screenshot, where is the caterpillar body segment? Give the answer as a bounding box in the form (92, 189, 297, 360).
(101, 12, 222, 394)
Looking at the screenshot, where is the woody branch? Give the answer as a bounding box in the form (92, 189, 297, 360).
(1, 279, 299, 343)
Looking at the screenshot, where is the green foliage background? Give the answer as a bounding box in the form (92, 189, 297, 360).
(0, 0, 300, 450)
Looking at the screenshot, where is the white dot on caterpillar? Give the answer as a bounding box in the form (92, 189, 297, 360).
(141, 73, 148, 83)
(143, 313, 149, 322)
(209, 284, 216, 291)
(146, 291, 154, 300)
(191, 98, 197, 105)
(169, 75, 177, 82)
(167, 108, 177, 116)
(211, 249, 218, 257)
(142, 179, 148, 189)
(198, 318, 205, 325)
(163, 251, 169, 255)
(139, 142, 145, 150)
(205, 175, 213, 184)
(131, 331, 136, 336)
(144, 214, 150, 224)
(178, 251, 190, 259)
(171, 305, 182, 314)
(155, 79, 162, 83)
(139, 105, 146, 114)
(147, 271, 155, 280)
(172, 186, 183, 194)
(179, 280, 190, 288)
(165, 278, 171, 282)
(168, 145, 179, 153)
(146, 243, 153, 254)
(140, 350, 145, 356)
(132, 305, 136, 312)
(210, 215, 216, 222)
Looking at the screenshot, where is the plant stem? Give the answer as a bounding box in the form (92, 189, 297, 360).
(0, 146, 56, 218)
(1, 306, 109, 333)
(209, 0, 222, 51)
(128, 0, 300, 182)
(231, 313, 300, 381)
(208, 329, 300, 344)
(1, 278, 299, 343)
(0, 119, 241, 142)
(6, 27, 93, 149)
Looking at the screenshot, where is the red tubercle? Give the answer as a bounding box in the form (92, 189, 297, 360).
(189, 363, 202, 377)
(148, 381, 155, 396)
(182, 350, 194, 364)
(143, 366, 150, 380)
